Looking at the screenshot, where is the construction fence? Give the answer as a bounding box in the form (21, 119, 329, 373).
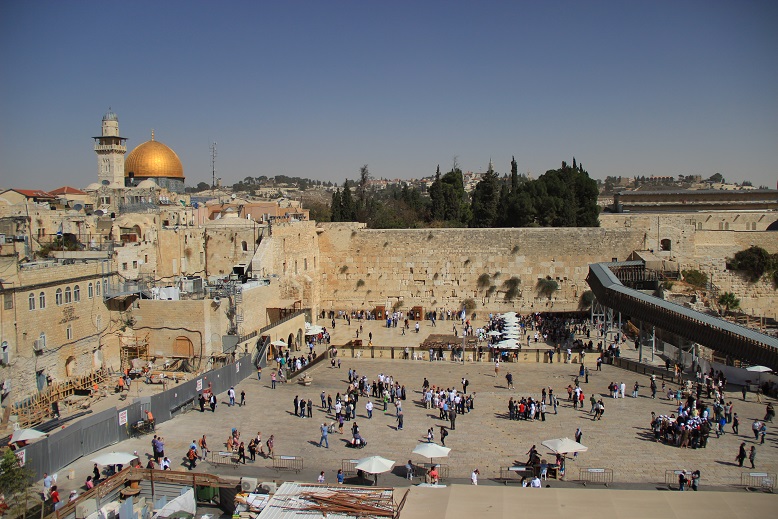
(15, 351, 262, 481)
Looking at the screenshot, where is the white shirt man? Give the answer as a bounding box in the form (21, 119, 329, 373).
(620, 382, 626, 399)
(531, 476, 542, 488)
(471, 469, 479, 485)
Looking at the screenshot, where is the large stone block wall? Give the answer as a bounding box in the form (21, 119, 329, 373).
(315, 224, 647, 314)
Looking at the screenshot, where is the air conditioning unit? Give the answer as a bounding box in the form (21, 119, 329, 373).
(33, 339, 44, 353)
(76, 499, 98, 519)
(241, 477, 258, 493)
(260, 482, 277, 494)
(212, 296, 221, 306)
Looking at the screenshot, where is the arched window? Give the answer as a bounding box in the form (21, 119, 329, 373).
(39, 291, 46, 309)
(66, 325, 73, 341)
(29, 293, 35, 310)
(74, 285, 80, 302)
(88, 283, 93, 299)
(242, 240, 248, 252)
(102, 279, 107, 295)
(660, 238, 672, 251)
(95, 280, 101, 296)
(64, 287, 72, 304)
(55, 289, 63, 306)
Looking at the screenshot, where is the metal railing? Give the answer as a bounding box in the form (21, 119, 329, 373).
(578, 467, 613, 485)
(272, 455, 304, 472)
(741, 472, 775, 492)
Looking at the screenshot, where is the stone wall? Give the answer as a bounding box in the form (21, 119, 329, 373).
(315, 224, 647, 315)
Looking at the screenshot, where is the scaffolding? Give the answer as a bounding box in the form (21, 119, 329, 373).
(120, 334, 150, 372)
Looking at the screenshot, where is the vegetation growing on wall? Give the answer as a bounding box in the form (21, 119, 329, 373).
(502, 277, 521, 301)
(536, 278, 559, 298)
(681, 269, 708, 288)
(727, 246, 778, 285)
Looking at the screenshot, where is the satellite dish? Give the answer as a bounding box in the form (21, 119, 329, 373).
(213, 296, 221, 306)
(73, 204, 83, 211)
(94, 209, 104, 216)
(101, 180, 110, 186)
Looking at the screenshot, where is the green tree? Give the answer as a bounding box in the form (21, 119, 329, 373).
(330, 189, 343, 222)
(718, 292, 740, 313)
(0, 449, 36, 517)
(340, 180, 356, 221)
(727, 246, 774, 282)
(470, 160, 500, 227)
(428, 166, 445, 222)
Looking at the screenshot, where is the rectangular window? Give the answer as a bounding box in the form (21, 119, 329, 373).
(122, 263, 128, 270)
(96, 315, 101, 330)
(133, 261, 138, 269)
(3, 293, 12, 310)
(66, 325, 73, 341)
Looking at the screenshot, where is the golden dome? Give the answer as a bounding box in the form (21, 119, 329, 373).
(124, 131, 184, 179)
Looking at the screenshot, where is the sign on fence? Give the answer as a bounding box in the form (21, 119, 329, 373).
(118, 410, 128, 426)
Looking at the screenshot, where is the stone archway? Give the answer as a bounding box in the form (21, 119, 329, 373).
(174, 336, 194, 357)
(93, 346, 104, 369)
(65, 356, 77, 377)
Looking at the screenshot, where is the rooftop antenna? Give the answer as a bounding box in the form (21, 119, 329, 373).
(210, 142, 217, 191)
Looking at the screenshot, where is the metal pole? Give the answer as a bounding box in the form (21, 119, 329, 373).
(638, 321, 643, 363)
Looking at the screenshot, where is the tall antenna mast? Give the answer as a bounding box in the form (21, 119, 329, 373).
(210, 142, 217, 190)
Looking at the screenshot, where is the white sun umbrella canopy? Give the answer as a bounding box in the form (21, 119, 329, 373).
(354, 455, 396, 474)
(494, 339, 521, 349)
(270, 339, 287, 347)
(91, 451, 138, 466)
(502, 311, 518, 318)
(10, 428, 47, 443)
(487, 330, 503, 337)
(412, 442, 451, 461)
(542, 438, 588, 455)
(305, 325, 324, 336)
(746, 365, 772, 373)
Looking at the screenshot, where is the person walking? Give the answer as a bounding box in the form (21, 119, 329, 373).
(749, 446, 757, 468)
(209, 392, 217, 412)
(397, 410, 404, 430)
(752, 419, 762, 440)
(733, 413, 740, 435)
(266, 435, 275, 459)
(187, 446, 197, 470)
(366, 400, 373, 419)
(319, 423, 329, 448)
(240, 390, 246, 407)
(574, 428, 583, 458)
(238, 442, 246, 464)
(632, 381, 639, 398)
(228, 387, 236, 407)
(471, 469, 480, 485)
(736, 442, 747, 467)
(199, 435, 208, 459)
(257, 365, 262, 381)
(271, 371, 277, 389)
(678, 471, 687, 491)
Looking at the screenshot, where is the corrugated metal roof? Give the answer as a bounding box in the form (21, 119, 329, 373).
(259, 482, 394, 519)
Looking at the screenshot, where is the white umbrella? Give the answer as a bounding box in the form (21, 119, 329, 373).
(412, 442, 451, 461)
(91, 452, 138, 466)
(746, 366, 772, 373)
(354, 455, 395, 474)
(494, 339, 520, 349)
(270, 339, 287, 347)
(502, 312, 518, 317)
(486, 331, 502, 337)
(10, 428, 47, 443)
(542, 438, 588, 455)
(305, 325, 324, 335)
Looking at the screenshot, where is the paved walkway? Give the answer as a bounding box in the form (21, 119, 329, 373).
(43, 317, 776, 497)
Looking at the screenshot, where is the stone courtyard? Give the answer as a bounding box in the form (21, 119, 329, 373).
(47, 317, 777, 494)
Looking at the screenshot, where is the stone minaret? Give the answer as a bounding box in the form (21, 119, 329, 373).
(93, 109, 127, 187)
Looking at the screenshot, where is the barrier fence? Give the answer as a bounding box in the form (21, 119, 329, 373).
(16, 353, 257, 481)
(577, 468, 613, 485)
(272, 455, 304, 473)
(741, 472, 775, 492)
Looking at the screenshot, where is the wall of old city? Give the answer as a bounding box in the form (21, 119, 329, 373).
(252, 220, 321, 315)
(315, 223, 648, 315)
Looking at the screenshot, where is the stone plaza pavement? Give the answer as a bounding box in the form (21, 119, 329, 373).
(48, 317, 777, 494)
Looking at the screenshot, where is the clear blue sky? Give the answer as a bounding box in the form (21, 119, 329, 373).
(1, 1, 776, 189)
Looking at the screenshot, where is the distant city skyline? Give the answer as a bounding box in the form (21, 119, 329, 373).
(1, 1, 776, 189)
